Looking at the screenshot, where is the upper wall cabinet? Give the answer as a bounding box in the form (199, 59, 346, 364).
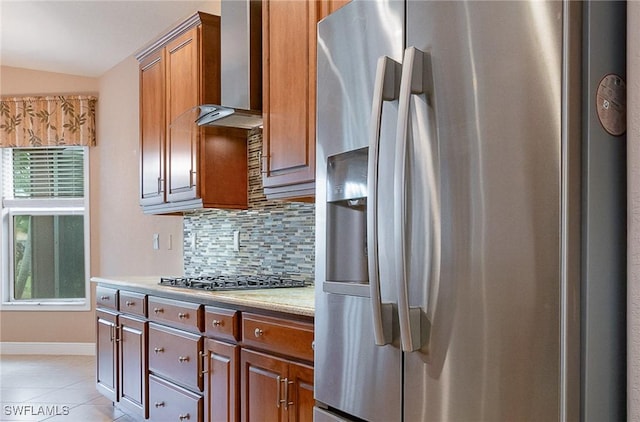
(261, 0, 349, 201)
(137, 12, 248, 214)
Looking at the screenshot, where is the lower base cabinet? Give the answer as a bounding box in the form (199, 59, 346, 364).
(205, 338, 240, 422)
(96, 310, 148, 419)
(96, 309, 118, 402)
(95, 285, 313, 422)
(241, 349, 314, 422)
(119, 315, 148, 418)
(288, 363, 314, 422)
(149, 374, 203, 421)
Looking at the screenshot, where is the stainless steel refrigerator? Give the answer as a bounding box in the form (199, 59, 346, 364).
(314, 1, 626, 421)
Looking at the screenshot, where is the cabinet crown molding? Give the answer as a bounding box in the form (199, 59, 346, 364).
(135, 11, 219, 62)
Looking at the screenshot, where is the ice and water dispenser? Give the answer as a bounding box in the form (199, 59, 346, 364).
(326, 147, 369, 290)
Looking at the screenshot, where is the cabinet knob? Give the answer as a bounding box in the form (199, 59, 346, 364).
(211, 319, 222, 327)
(154, 402, 165, 408)
(178, 312, 188, 320)
(125, 301, 134, 307)
(254, 328, 264, 338)
(179, 414, 190, 421)
(153, 347, 164, 354)
(178, 356, 190, 363)
(153, 307, 164, 314)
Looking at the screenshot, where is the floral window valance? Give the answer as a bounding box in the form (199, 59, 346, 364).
(0, 95, 97, 148)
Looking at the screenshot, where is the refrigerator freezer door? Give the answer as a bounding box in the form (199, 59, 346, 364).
(315, 1, 404, 421)
(403, 1, 565, 421)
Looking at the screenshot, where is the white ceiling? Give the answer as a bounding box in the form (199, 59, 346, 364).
(0, 0, 219, 78)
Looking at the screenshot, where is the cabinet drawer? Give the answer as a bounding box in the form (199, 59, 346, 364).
(204, 306, 239, 342)
(149, 374, 203, 422)
(149, 323, 204, 392)
(118, 291, 146, 317)
(148, 296, 203, 333)
(242, 313, 314, 362)
(96, 286, 118, 310)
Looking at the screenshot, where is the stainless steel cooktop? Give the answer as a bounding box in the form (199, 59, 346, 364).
(158, 275, 309, 291)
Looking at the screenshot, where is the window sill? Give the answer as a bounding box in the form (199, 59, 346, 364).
(0, 300, 89, 311)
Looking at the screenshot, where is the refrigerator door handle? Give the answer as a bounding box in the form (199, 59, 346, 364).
(368, 55, 400, 346)
(394, 46, 432, 352)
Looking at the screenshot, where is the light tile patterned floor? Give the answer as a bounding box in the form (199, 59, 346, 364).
(0, 355, 141, 422)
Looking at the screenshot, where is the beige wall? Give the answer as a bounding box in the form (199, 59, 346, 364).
(0, 66, 99, 95)
(93, 56, 183, 278)
(0, 59, 184, 343)
(629, 3, 640, 420)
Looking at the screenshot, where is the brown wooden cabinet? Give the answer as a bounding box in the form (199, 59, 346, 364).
(149, 323, 204, 392)
(205, 338, 240, 422)
(137, 12, 248, 213)
(241, 349, 313, 422)
(96, 309, 118, 402)
(261, 0, 350, 201)
(149, 374, 203, 422)
(96, 293, 149, 419)
(240, 313, 314, 422)
(139, 48, 165, 207)
(204, 306, 241, 422)
(119, 315, 148, 418)
(288, 363, 314, 422)
(95, 284, 313, 422)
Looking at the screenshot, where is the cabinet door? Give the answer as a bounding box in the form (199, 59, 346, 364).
(287, 362, 314, 422)
(118, 315, 148, 419)
(165, 27, 200, 203)
(205, 339, 239, 422)
(139, 50, 166, 206)
(96, 310, 118, 402)
(262, 0, 319, 195)
(241, 349, 288, 422)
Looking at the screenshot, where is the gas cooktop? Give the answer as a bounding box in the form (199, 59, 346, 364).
(158, 275, 309, 291)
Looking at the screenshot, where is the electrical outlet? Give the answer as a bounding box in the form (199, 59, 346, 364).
(167, 234, 173, 250)
(153, 233, 160, 250)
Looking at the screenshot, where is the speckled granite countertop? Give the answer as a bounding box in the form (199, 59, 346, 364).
(91, 276, 314, 318)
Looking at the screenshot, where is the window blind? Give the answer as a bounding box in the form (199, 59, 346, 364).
(2, 147, 85, 199)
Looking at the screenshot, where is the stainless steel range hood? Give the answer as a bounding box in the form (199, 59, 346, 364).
(174, 0, 262, 130)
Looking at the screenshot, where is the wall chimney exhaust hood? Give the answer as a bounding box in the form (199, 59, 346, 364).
(173, 0, 263, 131)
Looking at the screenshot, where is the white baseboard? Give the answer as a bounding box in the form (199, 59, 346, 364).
(0, 342, 95, 356)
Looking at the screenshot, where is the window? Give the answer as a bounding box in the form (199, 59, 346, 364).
(1, 147, 90, 310)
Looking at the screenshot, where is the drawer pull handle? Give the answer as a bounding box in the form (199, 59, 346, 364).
(154, 401, 165, 408)
(254, 328, 264, 338)
(285, 379, 294, 409)
(276, 375, 282, 408)
(211, 319, 222, 327)
(100, 295, 109, 301)
(125, 301, 134, 307)
(153, 307, 164, 314)
(179, 414, 190, 421)
(154, 347, 164, 354)
(178, 356, 190, 363)
(200, 351, 208, 377)
(178, 312, 188, 320)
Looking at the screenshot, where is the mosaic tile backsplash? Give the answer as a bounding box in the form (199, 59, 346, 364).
(183, 130, 315, 281)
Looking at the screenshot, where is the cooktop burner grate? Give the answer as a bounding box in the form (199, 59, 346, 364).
(158, 275, 309, 291)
